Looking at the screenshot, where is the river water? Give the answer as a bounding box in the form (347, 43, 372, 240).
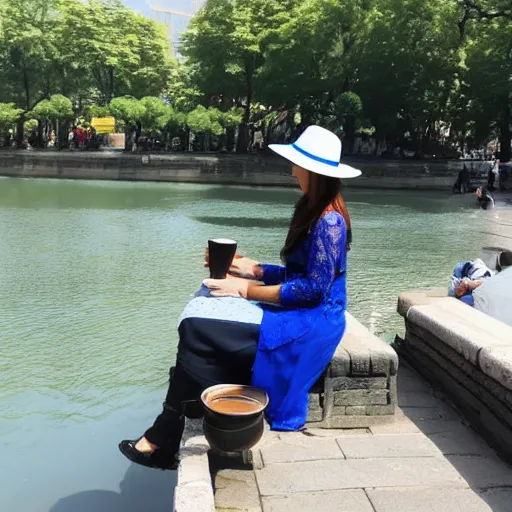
(0, 177, 490, 512)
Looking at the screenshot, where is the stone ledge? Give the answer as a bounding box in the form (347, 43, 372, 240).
(309, 313, 398, 427)
(399, 294, 512, 390)
(174, 420, 215, 512)
(397, 291, 512, 462)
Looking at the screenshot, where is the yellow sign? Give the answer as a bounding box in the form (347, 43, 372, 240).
(91, 116, 116, 134)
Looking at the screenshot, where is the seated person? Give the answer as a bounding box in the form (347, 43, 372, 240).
(449, 252, 512, 306)
(449, 259, 495, 306)
(474, 267, 512, 326)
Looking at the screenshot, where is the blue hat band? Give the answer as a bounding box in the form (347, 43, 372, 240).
(292, 144, 339, 168)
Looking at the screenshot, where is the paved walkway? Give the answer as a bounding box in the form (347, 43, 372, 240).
(212, 363, 512, 512)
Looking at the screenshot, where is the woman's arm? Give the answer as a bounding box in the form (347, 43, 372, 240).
(246, 282, 282, 304)
(203, 213, 346, 306)
(278, 213, 345, 308)
(258, 264, 286, 285)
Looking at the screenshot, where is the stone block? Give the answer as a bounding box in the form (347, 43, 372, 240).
(336, 433, 441, 459)
(306, 394, 323, 423)
(255, 457, 465, 496)
(328, 314, 399, 378)
(259, 434, 344, 465)
(331, 376, 388, 390)
(427, 428, 494, 457)
(369, 416, 421, 435)
(345, 405, 396, 416)
(405, 299, 512, 366)
(479, 345, 512, 392)
(397, 391, 442, 408)
(397, 288, 447, 317)
(399, 406, 460, 422)
(174, 421, 215, 512)
(318, 414, 396, 429)
(262, 490, 374, 512)
(214, 469, 261, 512)
(367, 487, 495, 512)
(446, 454, 512, 488)
(331, 405, 346, 416)
(408, 419, 467, 435)
(334, 389, 389, 406)
(304, 427, 371, 437)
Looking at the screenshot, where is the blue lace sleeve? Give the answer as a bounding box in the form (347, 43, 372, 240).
(280, 212, 346, 308)
(260, 264, 286, 285)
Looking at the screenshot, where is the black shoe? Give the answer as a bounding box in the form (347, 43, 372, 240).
(119, 439, 178, 471)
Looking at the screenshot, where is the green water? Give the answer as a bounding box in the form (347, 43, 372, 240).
(0, 177, 488, 511)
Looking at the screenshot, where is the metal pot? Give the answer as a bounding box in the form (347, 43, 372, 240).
(200, 384, 269, 454)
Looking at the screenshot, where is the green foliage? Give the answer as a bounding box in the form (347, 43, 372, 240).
(187, 106, 224, 135)
(32, 94, 73, 120)
(24, 118, 38, 133)
(139, 96, 173, 135)
(84, 105, 111, 121)
(108, 96, 144, 125)
(57, 0, 173, 104)
(2, 0, 511, 154)
(0, 102, 23, 130)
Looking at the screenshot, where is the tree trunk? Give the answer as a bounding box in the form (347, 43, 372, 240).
(499, 100, 511, 162)
(16, 113, 25, 148)
(226, 126, 235, 152)
(236, 66, 253, 153)
(344, 115, 356, 156)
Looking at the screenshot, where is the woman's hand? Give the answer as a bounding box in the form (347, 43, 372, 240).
(230, 256, 262, 279)
(204, 249, 261, 280)
(202, 276, 252, 298)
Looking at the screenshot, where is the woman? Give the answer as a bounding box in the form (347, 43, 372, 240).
(119, 125, 361, 470)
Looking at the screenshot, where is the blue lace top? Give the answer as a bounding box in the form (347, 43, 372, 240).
(252, 211, 348, 431)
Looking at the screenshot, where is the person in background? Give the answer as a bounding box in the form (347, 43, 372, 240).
(449, 251, 512, 306)
(453, 164, 470, 194)
(476, 186, 494, 210)
(449, 258, 495, 306)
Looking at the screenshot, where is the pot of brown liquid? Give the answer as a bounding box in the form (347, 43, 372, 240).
(200, 384, 269, 454)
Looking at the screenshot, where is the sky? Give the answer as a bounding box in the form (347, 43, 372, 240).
(122, 0, 151, 16)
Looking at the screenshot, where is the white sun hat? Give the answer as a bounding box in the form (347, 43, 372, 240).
(269, 125, 362, 179)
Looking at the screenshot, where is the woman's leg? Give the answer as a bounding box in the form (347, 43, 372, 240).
(142, 363, 203, 451)
(120, 312, 259, 469)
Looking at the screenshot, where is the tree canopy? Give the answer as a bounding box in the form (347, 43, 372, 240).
(0, 0, 511, 157)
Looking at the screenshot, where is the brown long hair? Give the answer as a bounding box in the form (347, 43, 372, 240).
(281, 172, 352, 261)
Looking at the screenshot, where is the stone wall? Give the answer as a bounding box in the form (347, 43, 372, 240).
(0, 151, 463, 190)
(397, 292, 512, 461)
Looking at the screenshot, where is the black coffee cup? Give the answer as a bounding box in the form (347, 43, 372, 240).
(208, 238, 238, 279)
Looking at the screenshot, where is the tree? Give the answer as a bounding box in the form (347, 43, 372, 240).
(109, 96, 144, 149)
(0, 103, 23, 143)
(31, 94, 73, 148)
(463, 19, 512, 160)
(31, 94, 73, 121)
(57, 0, 172, 105)
(139, 96, 173, 136)
(182, 0, 295, 152)
(0, 0, 60, 144)
(356, 0, 461, 156)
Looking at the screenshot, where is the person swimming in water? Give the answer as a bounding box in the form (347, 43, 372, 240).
(476, 186, 495, 210)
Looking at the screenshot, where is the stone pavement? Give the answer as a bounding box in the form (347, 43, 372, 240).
(212, 363, 512, 512)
